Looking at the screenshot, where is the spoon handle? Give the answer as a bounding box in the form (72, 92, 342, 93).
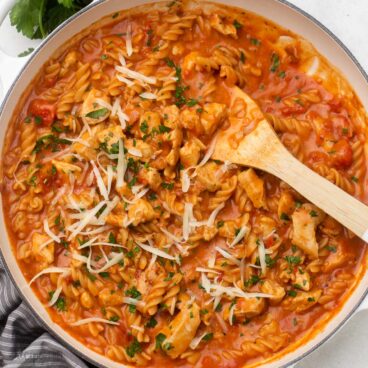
(268, 145, 368, 242)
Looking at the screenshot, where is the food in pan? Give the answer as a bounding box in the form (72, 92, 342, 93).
(1, 1, 367, 367)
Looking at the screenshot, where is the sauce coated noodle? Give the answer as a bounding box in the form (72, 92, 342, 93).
(1, 1, 367, 367)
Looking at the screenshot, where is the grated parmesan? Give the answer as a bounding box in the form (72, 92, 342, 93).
(136, 241, 175, 260)
(43, 219, 61, 243)
(70, 318, 120, 326)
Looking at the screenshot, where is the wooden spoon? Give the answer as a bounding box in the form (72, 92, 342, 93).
(212, 86, 368, 241)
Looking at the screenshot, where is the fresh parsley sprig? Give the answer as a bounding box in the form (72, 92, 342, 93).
(10, 0, 92, 40)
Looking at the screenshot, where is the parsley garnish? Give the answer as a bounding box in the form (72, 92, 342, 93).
(233, 19, 242, 29)
(203, 332, 214, 341)
(270, 53, 280, 72)
(161, 182, 174, 190)
(145, 316, 158, 328)
(285, 255, 301, 265)
(125, 287, 141, 299)
(126, 338, 142, 357)
(155, 333, 167, 349)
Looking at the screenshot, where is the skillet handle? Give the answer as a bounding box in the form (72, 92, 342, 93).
(0, 0, 33, 105)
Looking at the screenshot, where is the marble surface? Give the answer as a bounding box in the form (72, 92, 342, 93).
(0, 1, 368, 367)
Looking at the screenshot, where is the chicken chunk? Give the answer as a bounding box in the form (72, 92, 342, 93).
(292, 204, 325, 259)
(81, 89, 110, 125)
(128, 199, 157, 226)
(179, 138, 205, 168)
(234, 297, 266, 319)
(31, 232, 54, 267)
(96, 124, 124, 151)
(125, 139, 154, 162)
(180, 108, 203, 135)
(139, 111, 161, 136)
(196, 162, 222, 192)
(282, 289, 322, 313)
(278, 191, 295, 219)
(71, 125, 102, 160)
(158, 302, 201, 359)
(98, 288, 124, 306)
(238, 168, 265, 208)
(261, 280, 285, 305)
(138, 167, 161, 191)
(200, 103, 227, 135)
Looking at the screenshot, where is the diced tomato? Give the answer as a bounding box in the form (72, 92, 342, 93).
(330, 139, 353, 168)
(28, 99, 55, 126)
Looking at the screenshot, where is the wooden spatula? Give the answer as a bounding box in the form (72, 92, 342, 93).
(212, 86, 368, 242)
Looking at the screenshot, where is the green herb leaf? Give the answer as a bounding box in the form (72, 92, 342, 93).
(145, 316, 158, 328)
(85, 108, 109, 119)
(18, 47, 34, 57)
(202, 332, 213, 341)
(155, 333, 166, 349)
(126, 338, 142, 357)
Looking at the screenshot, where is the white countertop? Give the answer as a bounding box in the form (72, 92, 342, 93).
(0, 1, 367, 367)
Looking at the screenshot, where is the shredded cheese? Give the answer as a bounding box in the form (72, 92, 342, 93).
(215, 246, 240, 266)
(198, 135, 217, 167)
(229, 303, 236, 326)
(87, 251, 125, 274)
(115, 65, 156, 85)
(229, 226, 248, 248)
(160, 228, 183, 243)
(70, 318, 120, 326)
(189, 332, 208, 350)
(43, 219, 61, 243)
(116, 139, 126, 188)
(206, 203, 225, 227)
(67, 201, 107, 240)
(116, 73, 134, 86)
(196, 267, 220, 275)
(127, 148, 142, 157)
(136, 241, 175, 260)
(94, 98, 112, 110)
(258, 238, 267, 274)
(29, 267, 70, 285)
(183, 202, 194, 240)
(126, 24, 133, 56)
(139, 92, 157, 100)
(91, 160, 108, 200)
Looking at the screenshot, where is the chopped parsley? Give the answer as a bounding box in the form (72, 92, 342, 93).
(145, 316, 158, 328)
(287, 290, 297, 297)
(109, 315, 119, 322)
(233, 19, 242, 29)
(250, 38, 260, 46)
(203, 332, 214, 341)
(285, 255, 301, 265)
(326, 245, 337, 253)
(126, 338, 142, 357)
(125, 287, 141, 299)
(161, 182, 174, 190)
(217, 220, 224, 228)
(270, 53, 280, 72)
(140, 120, 149, 133)
(280, 212, 290, 221)
(155, 333, 167, 349)
(159, 124, 171, 133)
(309, 210, 318, 217)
